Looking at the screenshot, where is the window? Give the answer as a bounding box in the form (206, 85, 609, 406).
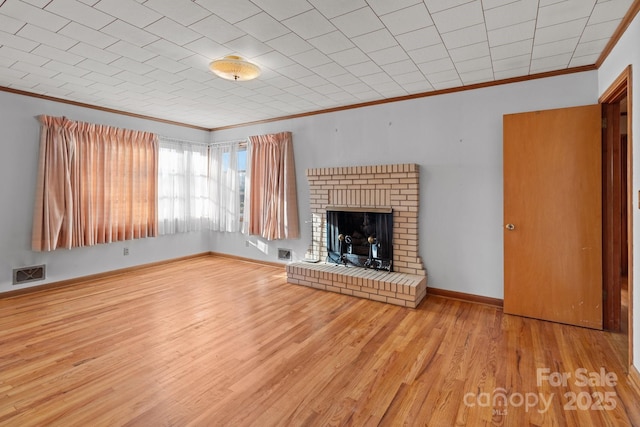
(208, 142, 246, 232)
(157, 138, 208, 235)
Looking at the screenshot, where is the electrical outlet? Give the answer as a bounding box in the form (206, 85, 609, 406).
(123, 247, 129, 256)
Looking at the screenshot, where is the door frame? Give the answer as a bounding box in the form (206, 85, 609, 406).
(600, 65, 633, 367)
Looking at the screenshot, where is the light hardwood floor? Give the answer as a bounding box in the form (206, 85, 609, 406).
(0, 255, 638, 426)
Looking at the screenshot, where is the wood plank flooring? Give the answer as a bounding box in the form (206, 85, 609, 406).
(0, 255, 638, 426)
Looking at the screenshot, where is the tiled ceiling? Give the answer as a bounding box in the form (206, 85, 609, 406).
(0, 0, 634, 129)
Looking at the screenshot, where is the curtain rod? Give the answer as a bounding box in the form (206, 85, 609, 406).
(158, 135, 248, 147)
(210, 138, 249, 146)
(158, 135, 210, 146)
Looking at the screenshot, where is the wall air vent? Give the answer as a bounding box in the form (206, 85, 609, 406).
(278, 249, 292, 261)
(13, 265, 46, 285)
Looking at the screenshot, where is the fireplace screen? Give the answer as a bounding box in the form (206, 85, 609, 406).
(326, 208, 393, 271)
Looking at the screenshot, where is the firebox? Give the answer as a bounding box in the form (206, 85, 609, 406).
(326, 207, 393, 271)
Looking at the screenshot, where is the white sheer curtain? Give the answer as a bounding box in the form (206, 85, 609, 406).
(157, 137, 208, 235)
(208, 142, 244, 232)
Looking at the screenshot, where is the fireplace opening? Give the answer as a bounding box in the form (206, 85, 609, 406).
(326, 208, 393, 271)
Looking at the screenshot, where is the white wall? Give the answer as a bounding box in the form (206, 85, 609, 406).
(0, 90, 211, 293)
(0, 70, 601, 301)
(598, 11, 640, 369)
(211, 71, 598, 299)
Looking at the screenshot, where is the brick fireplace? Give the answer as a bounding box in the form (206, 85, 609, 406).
(286, 163, 427, 308)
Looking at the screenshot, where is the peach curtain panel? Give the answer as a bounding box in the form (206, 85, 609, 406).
(32, 116, 158, 251)
(247, 132, 299, 240)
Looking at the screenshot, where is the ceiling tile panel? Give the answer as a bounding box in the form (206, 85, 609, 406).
(183, 39, 229, 61)
(94, 0, 162, 27)
(569, 52, 599, 67)
(368, 46, 409, 66)
(382, 59, 419, 76)
(360, 71, 394, 85)
(308, 0, 367, 19)
(283, 9, 336, 39)
(535, 18, 588, 45)
(111, 56, 155, 74)
(145, 18, 201, 46)
(143, 0, 210, 26)
(12, 60, 59, 78)
(493, 54, 531, 72)
(482, 0, 518, 9)
(380, 3, 434, 35)
(0, 13, 26, 33)
(235, 12, 290, 42)
(308, 31, 354, 55)
(278, 63, 314, 79)
(100, 19, 159, 47)
(107, 40, 157, 62)
(194, 0, 261, 24)
(431, 1, 484, 34)
(329, 47, 369, 67)
(487, 20, 535, 47)
(313, 62, 347, 78)
(1, 0, 70, 31)
(253, 50, 295, 70)
(368, 0, 422, 15)
(425, 68, 460, 84)
(298, 74, 329, 89)
(330, 73, 360, 86)
(441, 23, 488, 49)
(351, 28, 397, 53)
(266, 32, 313, 56)
(494, 66, 529, 80)
(250, 0, 313, 21)
(573, 38, 609, 57)
(223, 34, 272, 58)
(77, 58, 122, 75)
(418, 57, 455, 74)
(330, 7, 383, 38)
(0, 30, 39, 52)
(44, 60, 92, 77)
(395, 26, 442, 50)
(530, 52, 573, 72)
(291, 49, 331, 68)
(144, 39, 193, 61)
(588, 0, 634, 24)
(59, 22, 117, 49)
(532, 38, 579, 59)
(537, 0, 596, 28)
(449, 41, 490, 62)
(32, 44, 84, 65)
(424, 0, 475, 14)
(345, 60, 383, 77)
(490, 39, 533, 60)
(580, 20, 620, 42)
(189, 15, 246, 44)
(408, 43, 449, 63)
(455, 55, 492, 73)
(392, 69, 424, 84)
(145, 56, 190, 74)
(484, 0, 538, 30)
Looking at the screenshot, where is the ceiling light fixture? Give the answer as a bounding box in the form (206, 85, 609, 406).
(209, 55, 261, 81)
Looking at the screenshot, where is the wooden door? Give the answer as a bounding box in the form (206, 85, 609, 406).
(503, 105, 603, 329)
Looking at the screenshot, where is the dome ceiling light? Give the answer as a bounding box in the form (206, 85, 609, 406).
(209, 55, 261, 81)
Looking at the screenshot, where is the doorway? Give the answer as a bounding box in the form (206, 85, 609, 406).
(600, 65, 633, 369)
